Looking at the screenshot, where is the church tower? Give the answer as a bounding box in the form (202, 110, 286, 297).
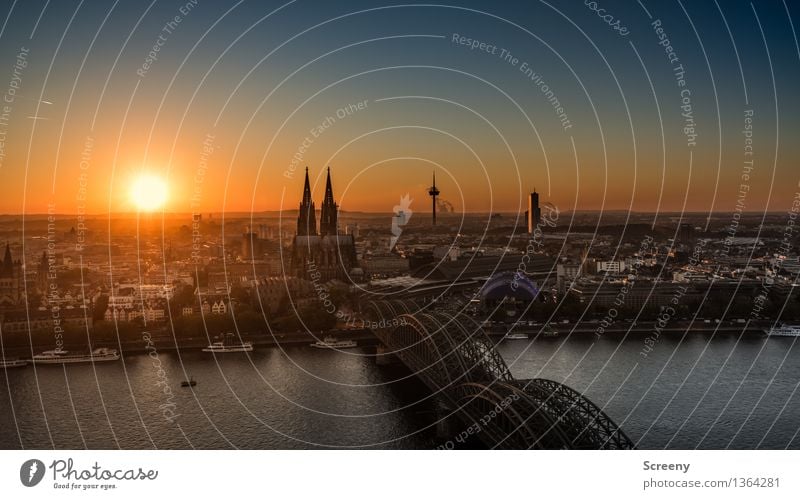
(0, 242, 22, 306)
(296, 167, 317, 236)
(319, 167, 338, 236)
(2, 242, 12, 276)
(290, 167, 356, 283)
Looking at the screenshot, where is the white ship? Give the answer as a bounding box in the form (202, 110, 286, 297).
(766, 324, 800, 337)
(31, 348, 119, 364)
(0, 358, 27, 368)
(310, 335, 357, 349)
(202, 333, 253, 353)
(503, 332, 529, 340)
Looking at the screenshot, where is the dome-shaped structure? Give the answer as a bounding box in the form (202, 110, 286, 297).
(480, 271, 540, 302)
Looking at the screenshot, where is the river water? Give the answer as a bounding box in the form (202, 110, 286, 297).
(2, 333, 798, 449)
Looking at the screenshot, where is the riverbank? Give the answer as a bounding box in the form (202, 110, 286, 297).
(0, 328, 378, 359)
(484, 319, 772, 338)
(1, 319, 780, 360)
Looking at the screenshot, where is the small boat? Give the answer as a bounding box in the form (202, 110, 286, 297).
(503, 332, 529, 340)
(310, 335, 358, 349)
(766, 324, 800, 337)
(202, 333, 253, 353)
(181, 376, 196, 387)
(31, 348, 119, 364)
(0, 358, 27, 368)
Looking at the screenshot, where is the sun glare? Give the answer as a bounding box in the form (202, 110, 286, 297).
(130, 174, 168, 212)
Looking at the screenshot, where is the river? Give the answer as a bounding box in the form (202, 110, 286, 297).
(2, 333, 798, 449)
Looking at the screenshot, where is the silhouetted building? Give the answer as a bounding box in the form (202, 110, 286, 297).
(297, 167, 317, 236)
(679, 223, 695, 243)
(2, 309, 90, 334)
(241, 227, 261, 261)
(290, 168, 357, 282)
(361, 254, 410, 278)
(207, 262, 270, 291)
(527, 190, 541, 233)
(412, 253, 554, 282)
(0, 243, 23, 307)
(557, 263, 581, 293)
(570, 279, 699, 310)
(319, 167, 338, 236)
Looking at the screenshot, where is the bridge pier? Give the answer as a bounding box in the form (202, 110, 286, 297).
(374, 343, 400, 366)
(435, 400, 457, 442)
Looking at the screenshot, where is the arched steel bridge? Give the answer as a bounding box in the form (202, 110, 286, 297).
(363, 299, 634, 449)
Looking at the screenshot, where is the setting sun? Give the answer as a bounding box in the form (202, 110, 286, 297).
(129, 174, 168, 212)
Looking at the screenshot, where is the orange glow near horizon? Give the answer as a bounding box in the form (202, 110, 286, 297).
(129, 174, 168, 213)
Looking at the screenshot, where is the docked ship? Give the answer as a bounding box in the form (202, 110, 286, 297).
(0, 358, 27, 368)
(503, 331, 529, 340)
(202, 333, 253, 353)
(310, 335, 357, 349)
(766, 324, 800, 337)
(31, 348, 120, 364)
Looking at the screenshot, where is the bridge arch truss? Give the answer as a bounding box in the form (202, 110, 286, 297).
(364, 299, 634, 449)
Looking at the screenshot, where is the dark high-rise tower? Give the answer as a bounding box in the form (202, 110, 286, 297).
(428, 171, 440, 226)
(527, 189, 541, 233)
(297, 167, 317, 236)
(319, 167, 339, 236)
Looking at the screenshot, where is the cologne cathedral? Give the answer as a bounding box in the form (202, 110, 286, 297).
(290, 167, 357, 282)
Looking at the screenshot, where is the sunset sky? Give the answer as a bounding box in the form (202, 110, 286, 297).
(0, 0, 798, 215)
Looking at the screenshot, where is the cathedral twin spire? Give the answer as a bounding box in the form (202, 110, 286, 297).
(297, 167, 338, 237)
(297, 167, 317, 236)
(1, 242, 15, 277)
